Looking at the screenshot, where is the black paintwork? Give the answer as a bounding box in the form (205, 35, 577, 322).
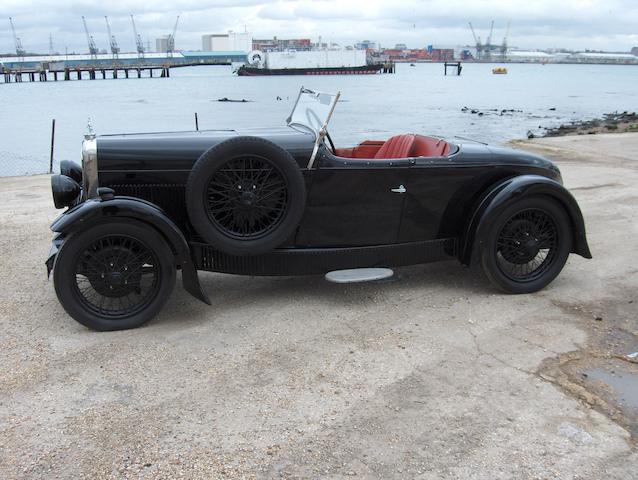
(50, 124, 591, 301)
(51, 196, 211, 305)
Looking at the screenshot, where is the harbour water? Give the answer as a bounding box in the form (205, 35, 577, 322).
(0, 62, 636, 176)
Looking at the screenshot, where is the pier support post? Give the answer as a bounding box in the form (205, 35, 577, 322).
(53, 71, 58, 81)
(137, 69, 141, 78)
(113, 69, 118, 79)
(64, 69, 70, 81)
(150, 69, 153, 78)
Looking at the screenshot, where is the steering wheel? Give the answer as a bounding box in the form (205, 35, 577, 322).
(325, 131, 336, 154)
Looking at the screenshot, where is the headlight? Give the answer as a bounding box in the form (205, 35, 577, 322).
(60, 160, 83, 184)
(51, 174, 81, 209)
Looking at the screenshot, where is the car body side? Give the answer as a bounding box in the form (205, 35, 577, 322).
(50, 126, 590, 287)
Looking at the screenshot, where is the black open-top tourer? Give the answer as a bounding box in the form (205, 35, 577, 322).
(48, 88, 591, 330)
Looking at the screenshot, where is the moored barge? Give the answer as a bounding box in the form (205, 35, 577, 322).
(237, 64, 386, 76)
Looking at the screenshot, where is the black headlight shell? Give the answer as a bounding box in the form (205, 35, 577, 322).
(60, 160, 83, 183)
(51, 174, 81, 209)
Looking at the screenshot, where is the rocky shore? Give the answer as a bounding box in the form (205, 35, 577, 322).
(543, 111, 638, 137)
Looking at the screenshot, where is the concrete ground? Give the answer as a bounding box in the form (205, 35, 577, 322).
(0, 133, 637, 479)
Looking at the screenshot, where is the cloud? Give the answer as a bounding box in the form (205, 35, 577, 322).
(2, 0, 637, 54)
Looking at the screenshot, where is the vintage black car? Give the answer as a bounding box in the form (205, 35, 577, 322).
(48, 88, 591, 331)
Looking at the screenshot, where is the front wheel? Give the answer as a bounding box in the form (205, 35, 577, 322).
(53, 221, 176, 331)
(480, 196, 572, 293)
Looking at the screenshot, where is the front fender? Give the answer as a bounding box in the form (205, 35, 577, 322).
(461, 175, 592, 265)
(50, 196, 211, 305)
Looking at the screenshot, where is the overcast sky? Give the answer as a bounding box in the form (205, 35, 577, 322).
(2, 0, 637, 54)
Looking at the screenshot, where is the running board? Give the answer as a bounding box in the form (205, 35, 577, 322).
(325, 268, 394, 284)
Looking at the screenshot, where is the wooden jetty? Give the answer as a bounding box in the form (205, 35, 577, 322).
(0, 52, 244, 84)
(1, 60, 224, 84)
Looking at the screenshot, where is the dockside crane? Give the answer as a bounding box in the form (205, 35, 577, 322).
(484, 20, 495, 60)
(81, 16, 99, 58)
(130, 15, 145, 57)
(166, 15, 180, 57)
(468, 22, 482, 60)
(501, 21, 511, 60)
(9, 17, 27, 57)
(104, 16, 120, 58)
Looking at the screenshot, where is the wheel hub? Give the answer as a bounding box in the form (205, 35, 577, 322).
(238, 190, 257, 207)
(85, 246, 140, 297)
(108, 271, 124, 286)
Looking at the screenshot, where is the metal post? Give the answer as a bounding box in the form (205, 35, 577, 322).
(49, 119, 56, 174)
(195, 113, 199, 131)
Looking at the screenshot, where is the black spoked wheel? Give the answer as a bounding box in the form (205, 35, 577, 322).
(186, 136, 306, 256)
(205, 155, 288, 240)
(75, 235, 161, 318)
(54, 221, 176, 331)
(481, 197, 572, 293)
(495, 208, 558, 282)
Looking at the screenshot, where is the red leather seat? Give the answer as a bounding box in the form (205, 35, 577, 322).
(413, 135, 450, 157)
(374, 134, 416, 159)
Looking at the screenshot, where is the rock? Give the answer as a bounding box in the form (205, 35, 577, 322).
(557, 422, 594, 444)
(527, 130, 535, 139)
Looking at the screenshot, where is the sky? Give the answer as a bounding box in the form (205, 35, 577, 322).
(1, 0, 637, 54)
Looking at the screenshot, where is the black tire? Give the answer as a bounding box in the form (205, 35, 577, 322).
(186, 136, 306, 256)
(53, 221, 176, 331)
(480, 196, 572, 293)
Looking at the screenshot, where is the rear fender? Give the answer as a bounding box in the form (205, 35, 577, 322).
(460, 175, 592, 265)
(50, 196, 211, 305)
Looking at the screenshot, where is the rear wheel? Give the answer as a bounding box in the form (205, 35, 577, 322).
(480, 196, 572, 293)
(53, 221, 176, 331)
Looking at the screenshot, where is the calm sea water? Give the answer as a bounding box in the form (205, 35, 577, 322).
(0, 62, 636, 176)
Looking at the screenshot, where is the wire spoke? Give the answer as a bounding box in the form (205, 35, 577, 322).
(495, 208, 559, 282)
(205, 155, 288, 239)
(72, 234, 160, 318)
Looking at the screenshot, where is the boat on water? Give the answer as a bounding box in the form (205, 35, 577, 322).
(237, 64, 385, 76)
(492, 67, 508, 74)
(236, 49, 387, 76)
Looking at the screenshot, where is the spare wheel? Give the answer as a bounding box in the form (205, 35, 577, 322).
(186, 136, 306, 256)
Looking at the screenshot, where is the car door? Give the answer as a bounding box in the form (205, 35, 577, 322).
(295, 159, 410, 247)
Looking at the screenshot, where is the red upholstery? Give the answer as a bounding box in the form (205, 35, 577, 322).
(335, 135, 450, 159)
(335, 141, 384, 159)
(412, 135, 450, 157)
(374, 134, 416, 159)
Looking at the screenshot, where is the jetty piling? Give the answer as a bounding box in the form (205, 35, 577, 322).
(0, 54, 235, 84)
(444, 62, 463, 75)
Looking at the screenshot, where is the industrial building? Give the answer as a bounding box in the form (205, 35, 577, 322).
(201, 31, 252, 52)
(155, 36, 170, 53)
